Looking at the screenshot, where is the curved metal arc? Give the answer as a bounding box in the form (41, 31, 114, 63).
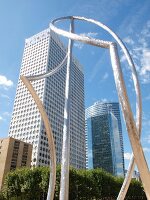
(20, 75, 56, 200)
(92, 15, 142, 200)
(109, 44, 150, 199)
(51, 16, 141, 129)
(88, 16, 142, 200)
(50, 16, 142, 200)
(50, 16, 142, 138)
(26, 53, 68, 81)
(50, 20, 111, 48)
(51, 16, 141, 134)
(51, 16, 73, 24)
(117, 154, 135, 200)
(90, 17, 141, 200)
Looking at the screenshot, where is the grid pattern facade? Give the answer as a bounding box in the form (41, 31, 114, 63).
(91, 114, 113, 173)
(0, 137, 32, 189)
(9, 28, 86, 169)
(85, 102, 125, 176)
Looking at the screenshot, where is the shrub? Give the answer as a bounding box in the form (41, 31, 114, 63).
(1, 166, 146, 199)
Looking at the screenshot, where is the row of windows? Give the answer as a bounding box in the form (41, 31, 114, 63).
(25, 36, 49, 47)
(23, 46, 48, 57)
(9, 32, 85, 168)
(10, 141, 20, 170)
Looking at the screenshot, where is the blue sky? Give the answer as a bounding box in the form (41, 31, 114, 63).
(0, 0, 150, 169)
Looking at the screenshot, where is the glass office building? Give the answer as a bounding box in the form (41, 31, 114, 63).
(85, 102, 125, 176)
(8, 27, 86, 169)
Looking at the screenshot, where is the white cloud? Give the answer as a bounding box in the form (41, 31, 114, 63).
(0, 94, 10, 99)
(140, 20, 150, 37)
(102, 72, 109, 80)
(74, 32, 98, 49)
(120, 54, 126, 63)
(0, 112, 11, 122)
(124, 152, 132, 160)
(3, 112, 11, 117)
(0, 75, 13, 87)
(123, 36, 134, 45)
(140, 49, 150, 76)
(135, 22, 150, 84)
(101, 98, 108, 103)
(121, 21, 150, 84)
(74, 42, 84, 49)
(80, 32, 98, 38)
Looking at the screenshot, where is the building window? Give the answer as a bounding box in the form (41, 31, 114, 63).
(10, 141, 20, 170)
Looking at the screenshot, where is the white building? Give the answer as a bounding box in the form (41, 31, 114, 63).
(9, 28, 86, 169)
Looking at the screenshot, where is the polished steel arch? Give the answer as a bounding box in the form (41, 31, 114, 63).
(20, 16, 150, 200)
(20, 51, 68, 200)
(50, 16, 150, 200)
(20, 76, 56, 200)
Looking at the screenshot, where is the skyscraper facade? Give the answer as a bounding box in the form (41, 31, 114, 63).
(85, 101, 125, 176)
(9, 28, 86, 169)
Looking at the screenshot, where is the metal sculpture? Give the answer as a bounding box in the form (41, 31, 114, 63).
(20, 76, 56, 200)
(20, 52, 68, 200)
(50, 16, 150, 200)
(20, 16, 150, 200)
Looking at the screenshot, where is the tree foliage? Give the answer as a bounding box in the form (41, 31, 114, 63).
(0, 166, 146, 200)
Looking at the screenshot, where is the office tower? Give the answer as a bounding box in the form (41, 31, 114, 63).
(8, 28, 86, 169)
(0, 137, 32, 189)
(85, 101, 125, 176)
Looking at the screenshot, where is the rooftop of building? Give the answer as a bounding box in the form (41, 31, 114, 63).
(24, 27, 83, 73)
(0, 137, 32, 146)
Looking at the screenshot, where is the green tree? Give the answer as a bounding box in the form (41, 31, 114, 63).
(1, 166, 147, 200)
(126, 179, 147, 199)
(2, 169, 22, 199)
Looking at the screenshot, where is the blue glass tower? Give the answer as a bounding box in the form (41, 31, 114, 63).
(85, 102, 125, 176)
